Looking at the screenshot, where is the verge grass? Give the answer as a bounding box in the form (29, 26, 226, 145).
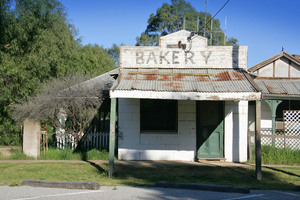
(38, 148, 109, 160)
(0, 148, 109, 160)
(0, 161, 299, 190)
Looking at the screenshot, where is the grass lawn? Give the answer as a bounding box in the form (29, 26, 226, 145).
(0, 161, 299, 190)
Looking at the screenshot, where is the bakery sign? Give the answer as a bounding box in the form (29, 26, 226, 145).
(120, 30, 248, 69)
(135, 50, 212, 65)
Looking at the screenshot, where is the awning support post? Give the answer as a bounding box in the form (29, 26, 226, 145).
(109, 98, 116, 178)
(255, 100, 262, 181)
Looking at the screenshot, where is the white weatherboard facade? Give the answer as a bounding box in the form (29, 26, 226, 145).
(114, 30, 257, 162)
(118, 99, 249, 162)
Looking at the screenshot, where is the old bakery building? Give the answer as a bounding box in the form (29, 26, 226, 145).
(109, 30, 261, 162)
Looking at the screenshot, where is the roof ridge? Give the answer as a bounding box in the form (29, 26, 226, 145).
(249, 51, 300, 72)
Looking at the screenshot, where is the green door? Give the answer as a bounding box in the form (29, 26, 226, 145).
(197, 101, 224, 159)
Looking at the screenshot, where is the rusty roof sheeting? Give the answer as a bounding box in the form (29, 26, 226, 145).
(255, 79, 300, 96)
(112, 68, 259, 93)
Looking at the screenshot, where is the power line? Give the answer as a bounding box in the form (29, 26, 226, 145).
(185, 0, 230, 52)
(203, 0, 230, 32)
(188, 0, 230, 39)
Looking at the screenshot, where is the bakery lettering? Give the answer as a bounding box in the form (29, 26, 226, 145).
(135, 51, 212, 65)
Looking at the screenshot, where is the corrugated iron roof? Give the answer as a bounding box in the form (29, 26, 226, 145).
(111, 68, 259, 93)
(255, 79, 300, 96)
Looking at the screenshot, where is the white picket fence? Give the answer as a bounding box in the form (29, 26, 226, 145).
(56, 132, 109, 150)
(56, 133, 77, 150)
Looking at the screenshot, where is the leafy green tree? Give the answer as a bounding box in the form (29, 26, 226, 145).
(78, 44, 115, 75)
(0, 0, 115, 145)
(105, 43, 122, 68)
(136, 0, 238, 46)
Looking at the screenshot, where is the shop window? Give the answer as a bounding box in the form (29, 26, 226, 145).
(140, 99, 177, 132)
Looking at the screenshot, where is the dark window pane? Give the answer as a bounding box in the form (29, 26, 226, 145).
(141, 99, 177, 131)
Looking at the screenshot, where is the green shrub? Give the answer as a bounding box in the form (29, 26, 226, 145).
(0, 133, 22, 146)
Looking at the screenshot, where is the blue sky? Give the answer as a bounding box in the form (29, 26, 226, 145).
(60, 0, 299, 68)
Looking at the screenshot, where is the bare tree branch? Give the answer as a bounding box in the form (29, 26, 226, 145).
(12, 70, 117, 143)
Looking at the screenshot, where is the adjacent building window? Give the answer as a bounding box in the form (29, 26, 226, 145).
(140, 99, 177, 132)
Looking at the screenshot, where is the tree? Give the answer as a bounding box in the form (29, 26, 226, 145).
(105, 43, 122, 68)
(0, 0, 115, 145)
(13, 73, 114, 143)
(78, 44, 116, 75)
(136, 0, 238, 46)
(0, 0, 76, 144)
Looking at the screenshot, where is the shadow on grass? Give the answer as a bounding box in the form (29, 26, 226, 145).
(85, 160, 107, 174)
(112, 162, 299, 190)
(264, 166, 300, 178)
(73, 147, 107, 175)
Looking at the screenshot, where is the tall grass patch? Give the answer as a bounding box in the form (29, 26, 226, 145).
(261, 146, 300, 165)
(250, 145, 300, 165)
(38, 148, 109, 160)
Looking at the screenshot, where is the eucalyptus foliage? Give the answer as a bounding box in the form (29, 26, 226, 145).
(0, 0, 115, 144)
(136, 0, 238, 46)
